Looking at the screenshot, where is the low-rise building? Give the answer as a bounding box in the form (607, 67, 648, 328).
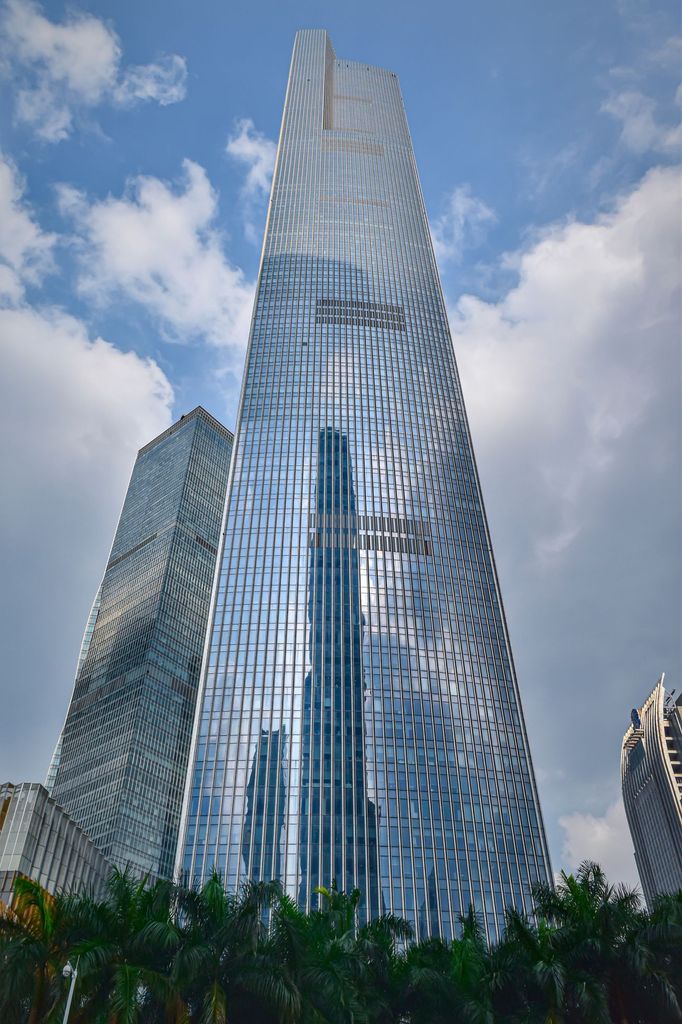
(0, 782, 112, 906)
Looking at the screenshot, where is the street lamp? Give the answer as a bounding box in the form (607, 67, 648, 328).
(61, 958, 79, 1024)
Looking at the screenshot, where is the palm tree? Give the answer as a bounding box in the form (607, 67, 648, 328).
(268, 882, 412, 1023)
(532, 861, 682, 1024)
(646, 889, 682, 1000)
(502, 908, 569, 1023)
(67, 868, 181, 1024)
(398, 907, 526, 1024)
(395, 935, 454, 1024)
(263, 884, 360, 1023)
(614, 887, 682, 1024)
(0, 875, 75, 1024)
(1, 864, 679, 1022)
(352, 909, 413, 1023)
(172, 871, 298, 1024)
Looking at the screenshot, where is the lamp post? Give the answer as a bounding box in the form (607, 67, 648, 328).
(62, 957, 79, 1024)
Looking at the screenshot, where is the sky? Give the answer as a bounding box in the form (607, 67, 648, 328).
(0, 0, 680, 889)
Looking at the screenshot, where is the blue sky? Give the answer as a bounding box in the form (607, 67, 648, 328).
(0, 0, 680, 886)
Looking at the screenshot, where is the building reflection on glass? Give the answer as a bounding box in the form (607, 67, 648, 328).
(241, 727, 286, 883)
(298, 428, 379, 919)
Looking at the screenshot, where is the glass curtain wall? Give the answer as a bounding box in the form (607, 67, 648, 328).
(178, 30, 551, 940)
(52, 409, 232, 880)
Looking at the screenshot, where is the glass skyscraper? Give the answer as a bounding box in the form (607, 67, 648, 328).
(51, 408, 233, 880)
(621, 675, 682, 907)
(177, 30, 551, 939)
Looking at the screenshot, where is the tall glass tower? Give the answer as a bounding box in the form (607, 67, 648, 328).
(51, 408, 233, 880)
(178, 30, 551, 939)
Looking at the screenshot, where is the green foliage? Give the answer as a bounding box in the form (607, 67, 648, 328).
(0, 862, 680, 1023)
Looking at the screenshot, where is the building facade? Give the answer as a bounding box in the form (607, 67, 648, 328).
(51, 408, 233, 880)
(177, 30, 551, 940)
(621, 675, 682, 906)
(45, 586, 102, 794)
(0, 783, 112, 906)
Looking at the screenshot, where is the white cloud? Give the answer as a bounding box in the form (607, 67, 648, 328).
(114, 54, 188, 108)
(602, 89, 681, 154)
(0, 305, 174, 470)
(58, 159, 254, 358)
(450, 165, 681, 564)
(226, 118, 277, 199)
(0, 153, 55, 301)
(0, 302, 174, 781)
(448, 166, 680, 876)
(559, 797, 639, 888)
(226, 118, 277, 243)
(1, 0, 187, 142)
(520, 142, 581, 200)
(646, 34, 682, 71)
(431, 184, 496, 265)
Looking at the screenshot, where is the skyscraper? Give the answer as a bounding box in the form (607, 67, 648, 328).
(51, 408, 233, 880)
(177, 30, 551, 939)
(621, 675, 682, 907)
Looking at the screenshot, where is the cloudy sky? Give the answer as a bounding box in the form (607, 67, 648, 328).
(0, 0, 679, 889)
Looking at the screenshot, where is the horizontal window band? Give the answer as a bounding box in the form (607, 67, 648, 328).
(317, 195, 388, 208)
(106, 534, 158, 570)
(316, 297, 406, 332)
(311, 512, 431, 540)
(309, 530, 430, 557)
(321, 138, 384, 156)
(195, 535, 218, 556)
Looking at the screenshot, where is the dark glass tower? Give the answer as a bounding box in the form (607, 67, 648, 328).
(51, 408, 233, 880)
(177, 31, 551, 939)
(297, 428, 379, 916)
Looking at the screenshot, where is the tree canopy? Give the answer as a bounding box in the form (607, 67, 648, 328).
(1, 862, 680, 1023)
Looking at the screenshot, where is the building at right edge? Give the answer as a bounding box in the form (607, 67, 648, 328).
(177, 29, 551, 941)
(621, 675, 682, 907)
